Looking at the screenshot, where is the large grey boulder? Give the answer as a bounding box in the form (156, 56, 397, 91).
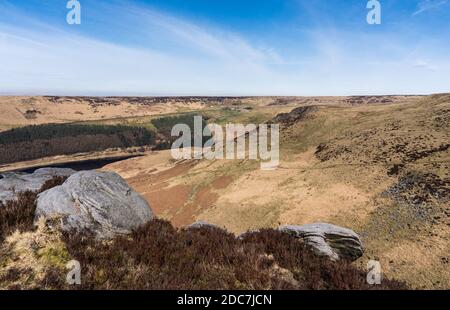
(35, 170, 153, 239)
(0, 168, 76, 204)
(278, 223, 364, 261)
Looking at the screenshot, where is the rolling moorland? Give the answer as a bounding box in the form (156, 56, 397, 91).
(0, 94, 448, 289)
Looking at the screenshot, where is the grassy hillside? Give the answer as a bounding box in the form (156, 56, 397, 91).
(103, 94, 449, 289)
(0, 95, 448, 289)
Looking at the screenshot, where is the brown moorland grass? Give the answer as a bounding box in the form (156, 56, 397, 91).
(38, 221, 407, 290)
(0, 180, 408, 290)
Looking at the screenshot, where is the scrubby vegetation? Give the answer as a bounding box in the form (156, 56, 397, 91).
(0, 180, 408, 290)
(0, 176, 67, 242)
(48, 223, 405, 290)
(0, 124, 154, 164)
(0, 190, 37, 243)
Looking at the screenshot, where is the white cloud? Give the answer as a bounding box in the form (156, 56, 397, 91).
(412, 59, 438, 71)
(0, 26, 276, 95)
(412, 0, 448, 16)
(0, 2, 449, 96)
(133, 9, 275, 64)
(0, 3, 286, 95)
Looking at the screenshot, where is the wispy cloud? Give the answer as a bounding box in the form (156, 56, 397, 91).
(412, 0, 448, 16)
(0, 2, 285, 95)
(137, 11, 274, 63)
(412, 59, 438, 71)
(117, 4, 282, 66)
(0, 0, 449, 95)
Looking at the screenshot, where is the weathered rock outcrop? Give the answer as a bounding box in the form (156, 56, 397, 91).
(186, 221, 221, 230)
(0, 168, 76, 204)
(278, 223, 364, 261)
(35, 170, 153, 238)
(272, 106, 318, 125)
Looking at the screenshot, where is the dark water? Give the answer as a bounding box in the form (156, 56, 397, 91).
(10, 155, 143, 174)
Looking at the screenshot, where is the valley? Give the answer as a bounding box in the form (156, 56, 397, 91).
(0, 94, 448, 289)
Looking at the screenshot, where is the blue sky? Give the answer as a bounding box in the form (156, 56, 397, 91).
(0, 0, 449, 95)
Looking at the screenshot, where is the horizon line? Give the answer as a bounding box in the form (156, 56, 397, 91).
(0, 92, 442, 98)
